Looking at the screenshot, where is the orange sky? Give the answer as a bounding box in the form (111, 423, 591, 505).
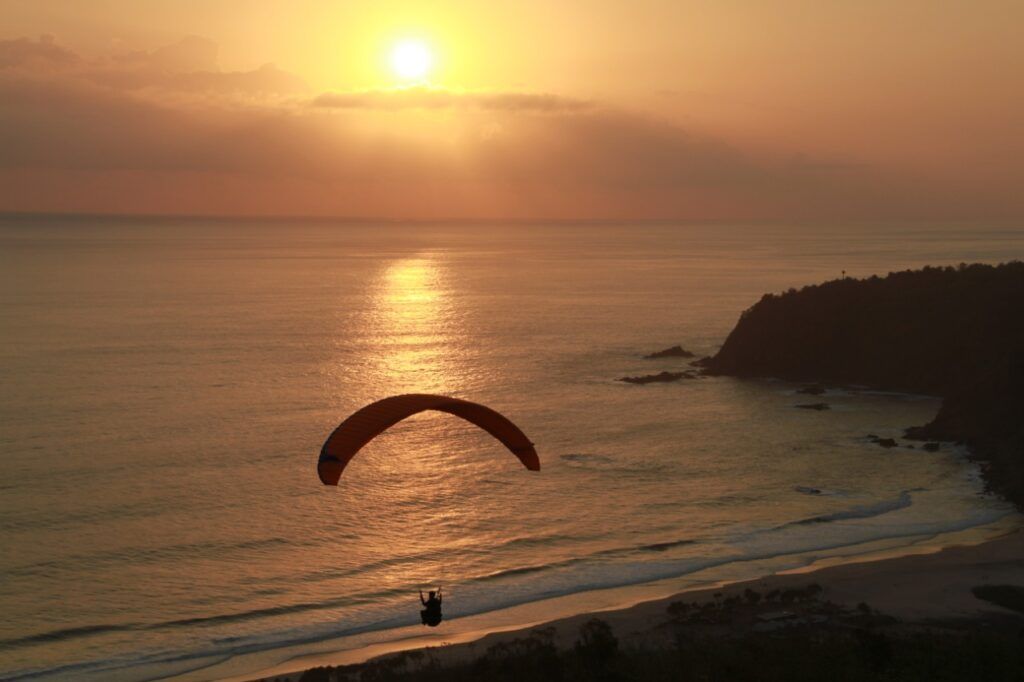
(1, 0, 1022, 220)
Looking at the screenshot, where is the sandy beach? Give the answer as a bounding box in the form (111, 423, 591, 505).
(224, 522, 1024, 681)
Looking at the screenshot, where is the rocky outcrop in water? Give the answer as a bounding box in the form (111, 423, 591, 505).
(644, 345, 696, 359)
(619, 371, 694, 384)
(701, 262, 1024, 508)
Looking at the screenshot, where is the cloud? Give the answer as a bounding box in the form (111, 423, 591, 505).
(313, 87, 592, 113)
(88, 61, 308, 96)
(0, 34, 1016, 220)
(0, 35, 307, 96)
(94, 36, 307, 95)
(117, 35, 220, 72)
(0, 64, 770, 186)
(0, 34, 77, 69)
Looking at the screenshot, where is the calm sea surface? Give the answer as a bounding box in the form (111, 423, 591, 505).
(1, 219, 1022, 680)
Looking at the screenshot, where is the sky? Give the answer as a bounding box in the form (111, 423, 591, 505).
(1, 0, 1022, 221)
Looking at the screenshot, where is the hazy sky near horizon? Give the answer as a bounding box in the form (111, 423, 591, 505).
(2, 0, 1022, 221)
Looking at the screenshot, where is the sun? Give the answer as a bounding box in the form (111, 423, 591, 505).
(390, 40, 433, 80)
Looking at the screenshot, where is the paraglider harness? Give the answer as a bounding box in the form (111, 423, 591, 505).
(420, 588, 443, 627)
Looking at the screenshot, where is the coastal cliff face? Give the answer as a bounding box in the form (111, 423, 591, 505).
(703, 262, 1024, 508)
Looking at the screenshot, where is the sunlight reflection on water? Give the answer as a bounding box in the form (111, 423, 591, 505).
(372, 255, 456, 394)
(1, 221, 1021, 681)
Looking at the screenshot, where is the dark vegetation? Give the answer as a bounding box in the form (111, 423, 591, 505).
(701, 262, 1024, 508)
(291, 590, 1024, 682)
(972, 585, 1024, 615)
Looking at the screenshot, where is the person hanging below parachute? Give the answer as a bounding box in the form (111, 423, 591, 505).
(419, 588, 443, 627)
(316, 394, 540, 626)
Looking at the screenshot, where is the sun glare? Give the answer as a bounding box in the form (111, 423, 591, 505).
(390, 40, 433, 80)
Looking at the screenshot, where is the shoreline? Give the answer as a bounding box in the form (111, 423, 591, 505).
(173, 514, 1023, 682)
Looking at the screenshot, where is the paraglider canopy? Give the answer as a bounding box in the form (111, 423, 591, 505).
(317, 394, 539, 485)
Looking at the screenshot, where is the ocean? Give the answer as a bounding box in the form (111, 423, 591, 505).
(1, 218, 1021, 681)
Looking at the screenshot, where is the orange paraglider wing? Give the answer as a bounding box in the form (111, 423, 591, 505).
(317, 394, 540, 485)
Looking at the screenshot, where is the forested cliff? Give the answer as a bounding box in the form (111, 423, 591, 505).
(703, 262, 1024, 507)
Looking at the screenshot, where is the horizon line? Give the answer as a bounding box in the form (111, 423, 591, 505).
(1, 210, 1019, 229)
